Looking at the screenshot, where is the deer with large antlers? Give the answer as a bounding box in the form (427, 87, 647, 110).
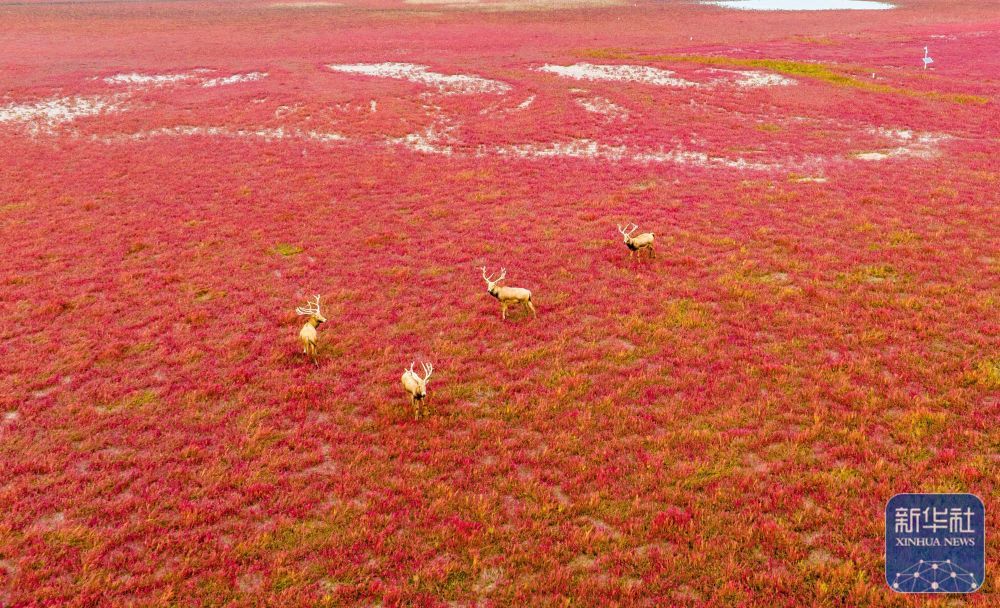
(618, 223, 655, 259)
(401, 361, 433, 420)
(481, 266, 536, 320)
(295, 295, 326, 366)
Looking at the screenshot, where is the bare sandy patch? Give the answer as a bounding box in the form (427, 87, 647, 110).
(104, 70, 266, 90)
(0, 94, 127, 135)
(634, 146, 782, 170)
(388, 125, 456, 155)
(95, 125, 347, 144)
(102, 68, 213, 89)
(709, 69, 797, 87)
(496, 138, 629, 161)
(387, 103, 459, 154)
(200, 72, 269, 88)
(487, 138, 785, 170)
(575, 96, 628, 120)
(326, 62, 511, 95)
(479, 94, 535, 116)
(536, 63, 700, 88)
(103, 72, 201, 86)
(88, 121, 819, 172)
(31, 511, 66, 532)
(854, 127, 951, 161)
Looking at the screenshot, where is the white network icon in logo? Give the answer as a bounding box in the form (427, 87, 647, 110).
(891, 560, 979, 592)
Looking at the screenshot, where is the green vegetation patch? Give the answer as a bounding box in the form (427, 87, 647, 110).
(578, 49, 990, 105)
(272, 243, 304, 257)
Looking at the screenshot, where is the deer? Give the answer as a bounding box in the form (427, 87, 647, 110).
(295, 294, 326, 366)
(480, 266, 536, 320)
(401, 361, 433, 420)
(617, 223, 655, 259)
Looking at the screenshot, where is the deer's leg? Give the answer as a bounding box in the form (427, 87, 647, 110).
(412, 397, 420, 421)
(527, 300, 537, 317)
(501, 303, 507, 320)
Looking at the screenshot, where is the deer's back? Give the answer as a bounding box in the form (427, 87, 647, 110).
(497, 286, 531, 301)
(401, 371, 421, 394)
(631, 233, 655, 248)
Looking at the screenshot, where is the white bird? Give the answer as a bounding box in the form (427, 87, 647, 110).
(923, 47, 934, 69)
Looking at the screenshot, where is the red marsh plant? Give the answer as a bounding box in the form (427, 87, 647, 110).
(0, 0, 997, 606)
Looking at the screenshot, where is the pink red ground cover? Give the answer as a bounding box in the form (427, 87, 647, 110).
(0, 1, 997, 606)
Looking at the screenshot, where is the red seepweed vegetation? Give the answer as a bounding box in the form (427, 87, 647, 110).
(0, 0, 997, 606)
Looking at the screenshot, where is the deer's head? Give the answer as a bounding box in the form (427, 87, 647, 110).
(480, 266, 507, 297)
(617, 222, 639, 244)
(405, 361, 433, 398)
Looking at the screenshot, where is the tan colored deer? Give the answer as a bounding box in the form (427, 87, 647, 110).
(295, 295, 326, 366)
(618, 223, 655, 259)
(481, 266, 536, 320)
(401, 361, 433, 420)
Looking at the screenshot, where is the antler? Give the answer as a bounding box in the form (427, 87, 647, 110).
(481, 266, 507, 285)
(405, 361, 433, 381)
(618, 223, 639, 237)
(296, 294, 322, 316)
